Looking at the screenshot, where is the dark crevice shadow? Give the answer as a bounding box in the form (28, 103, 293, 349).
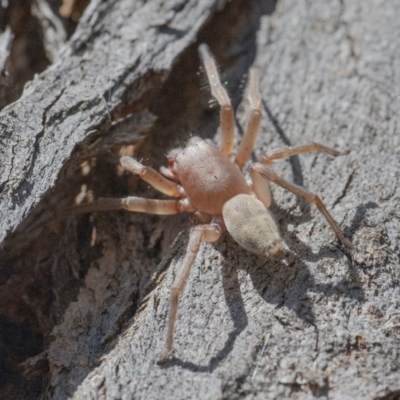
(194, 0, 279, 144)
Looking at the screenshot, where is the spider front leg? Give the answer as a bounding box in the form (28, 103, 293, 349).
(251, 163, 353, 249)
(69, 196, 195, 216)
(65, 156, 191, 216)
(199, 44, 234, 158)
(160, 221, 223, 361)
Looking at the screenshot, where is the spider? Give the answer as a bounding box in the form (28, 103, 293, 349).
(72, 44, 353, 360)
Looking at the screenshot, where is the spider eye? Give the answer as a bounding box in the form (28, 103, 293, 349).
(167, 158, 175, 169)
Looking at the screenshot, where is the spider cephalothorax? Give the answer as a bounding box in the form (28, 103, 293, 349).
(72, 44, 352, 360)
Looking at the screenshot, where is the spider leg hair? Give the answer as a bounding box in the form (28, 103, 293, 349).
(121, 156, 184, 197)
(235, 68, 262, 169)
(199, 43, 234, 158)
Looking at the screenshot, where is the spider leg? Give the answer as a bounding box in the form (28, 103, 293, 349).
(121, 156, 184, 197)
(69, 196, 195, 216)
(160, 221, 223, 361)
(250, 141, 349, 210)
(259, 142, 349, 165)
(235, 68, 262, 169)
(250, 166, 272, 208)
(199, 44, 234, 158)
(251, 163, 353, 249)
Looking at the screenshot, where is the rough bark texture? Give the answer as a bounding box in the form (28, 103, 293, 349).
(1, 0, 399, 399)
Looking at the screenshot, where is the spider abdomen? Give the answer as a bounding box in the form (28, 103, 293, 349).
(222, 194, 284, 258)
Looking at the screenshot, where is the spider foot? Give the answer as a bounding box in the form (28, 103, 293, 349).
(158, 347, 173, 363)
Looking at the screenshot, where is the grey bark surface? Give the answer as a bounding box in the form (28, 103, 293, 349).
(1, 0, 400, 399)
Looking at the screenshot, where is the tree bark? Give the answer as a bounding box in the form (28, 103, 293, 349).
(1, 0, 399, 399)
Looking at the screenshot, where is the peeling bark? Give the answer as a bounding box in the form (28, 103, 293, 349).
(0, 0, 399, 399)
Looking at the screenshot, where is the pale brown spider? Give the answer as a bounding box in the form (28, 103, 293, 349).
(72, 44, 353, 360)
